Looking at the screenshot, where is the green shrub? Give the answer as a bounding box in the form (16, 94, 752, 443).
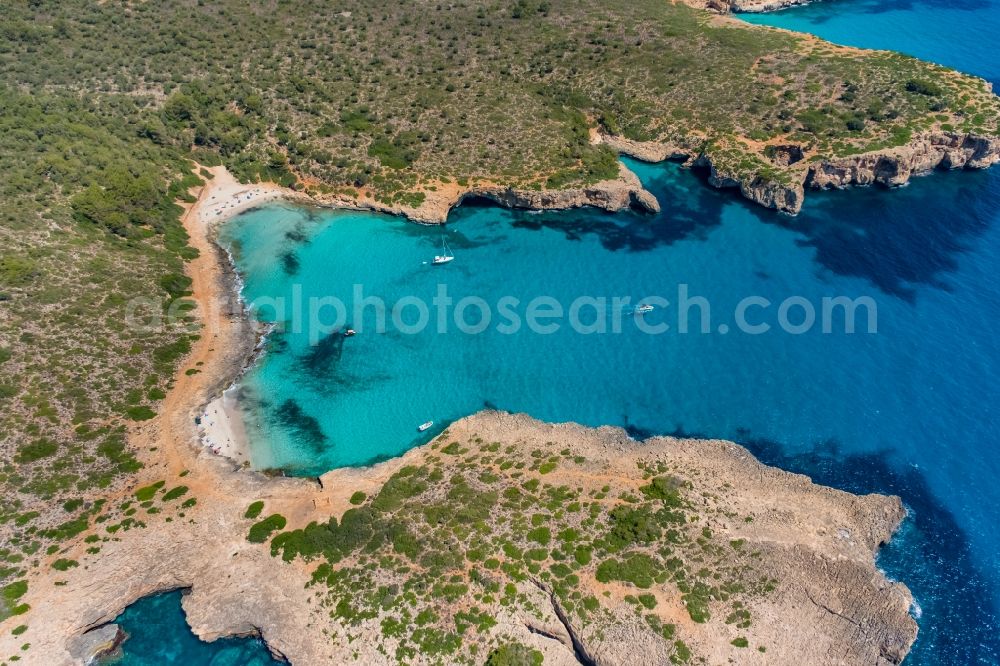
(485, 643, 543, 665)
(526, 526, 550, 546)
(2, 581, 27, 605)
(672, 640, 692, 663)
(640, 476, 684, 506)
(906, 79, 944, 96)
(134, 481, 165, 501)
(595, 553, 660, 588)
(158, 272, 193, 298)
(125, 405, 156, 421)
(372, 467, 428, 512)
(248, 514, 287, 543)
(162, 486, 188, 501)
(349, 491, 367, 505)
(244, 501, 264, 519)
(14, 439, 58, 464)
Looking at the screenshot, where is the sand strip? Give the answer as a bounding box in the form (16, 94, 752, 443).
(185, 166, 307, 467)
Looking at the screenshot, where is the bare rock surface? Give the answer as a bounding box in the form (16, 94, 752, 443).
(66, 624, 123, 664)
(599, 130, 1000, 214)
(2, 413, 915, 666)
(313, 161, 659, 224)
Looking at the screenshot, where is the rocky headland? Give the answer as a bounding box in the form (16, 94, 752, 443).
(0, 412, 917, 666)
(310, 160, 660, 224)
(698, 0, 817, 13)
(599, 130, 1000, 215)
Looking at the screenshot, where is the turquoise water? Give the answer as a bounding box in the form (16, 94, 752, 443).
(104, 590, 278, 665)
(211, 5, 1000, 664)
(224, 159, 1000, 663)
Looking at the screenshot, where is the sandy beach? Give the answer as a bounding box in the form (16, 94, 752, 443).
(199, 388, 251, 465)
(185, 166, 307, 469)
(195, 167, 302, 226)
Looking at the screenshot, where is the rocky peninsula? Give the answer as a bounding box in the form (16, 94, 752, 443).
(1, 411, 917, 666)
(599, 129, 1000, 215)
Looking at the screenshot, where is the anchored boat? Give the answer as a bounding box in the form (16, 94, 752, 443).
(431, 237, 454, 265)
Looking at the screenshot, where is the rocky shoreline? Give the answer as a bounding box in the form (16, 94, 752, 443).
(599, 130, 1000, 215)
(194, 127, 999, 226)
(313, 160, 660, 224)
(3, 413, 918, 666)
(690, 0, 830, 14)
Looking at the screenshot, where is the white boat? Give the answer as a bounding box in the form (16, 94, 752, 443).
(431, 237, 454, 265)
(635, 304, 655, 314)
(417, 420, 434, 432)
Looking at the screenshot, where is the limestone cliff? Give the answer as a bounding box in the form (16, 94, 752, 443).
(695, 0, 825, 14)
(600, 131, 1000, 215)
(807, 132, 1000, 189)
(313, 161, 660, 225)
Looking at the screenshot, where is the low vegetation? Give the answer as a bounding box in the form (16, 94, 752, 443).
(1, 0, 996, 612)
(258, 433, 775, 662)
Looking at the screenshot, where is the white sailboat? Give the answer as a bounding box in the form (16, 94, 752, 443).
(431, 237, 454, 265)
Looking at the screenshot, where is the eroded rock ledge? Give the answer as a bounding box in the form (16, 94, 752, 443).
(9, 412, 916, 665)
(693, 0, 830, 13)
(312, 161, 660, 225)
(600, 131, 1000, 215)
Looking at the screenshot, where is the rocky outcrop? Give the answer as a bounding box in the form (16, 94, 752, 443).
(689, 0, 817, 13)
(730, 0, 813, 12)
(808, 131, 1000, 190)
(67, 623, 124, 664)
(697, 154, 807, 214)
(766, 144, 806, 167)
(470, 162, 661, 217)
(595, 134, 693, 164)
(314, 161, 660, 225)
(599, 130, 1000, 215)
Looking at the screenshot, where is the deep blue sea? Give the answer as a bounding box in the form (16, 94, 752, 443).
(119, 1, 1000, 662)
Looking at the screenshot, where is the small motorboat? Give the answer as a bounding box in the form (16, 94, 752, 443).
(343, 328, 356, 337)
(635, 304, 655, 314)
(417, 420, 434, 432)
(432, 237, 454, 265)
